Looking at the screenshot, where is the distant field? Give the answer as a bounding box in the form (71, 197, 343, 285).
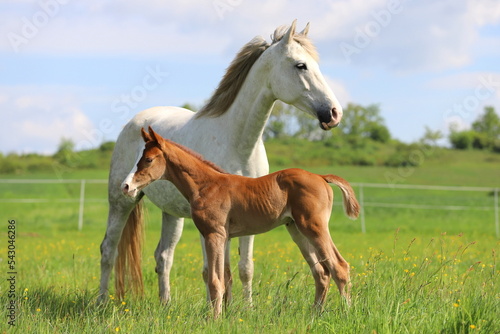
(0, 156, 499, 333)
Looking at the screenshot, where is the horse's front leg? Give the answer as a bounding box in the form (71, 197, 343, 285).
(204, 232, 227, 319)
(238, 235, 254, 305)
(201, 235, 232, 306)
(154, 213, 184, 304)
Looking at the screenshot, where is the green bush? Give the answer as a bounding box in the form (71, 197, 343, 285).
(449, 130, 475, 150)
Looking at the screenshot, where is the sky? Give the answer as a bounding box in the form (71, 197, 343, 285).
(1, 0, 500, 154)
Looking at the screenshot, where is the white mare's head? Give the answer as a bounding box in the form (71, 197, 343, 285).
(265, 20, 342, 130)
(197, 20, 343, 131)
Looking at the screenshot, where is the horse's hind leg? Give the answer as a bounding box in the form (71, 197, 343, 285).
(286, 223, 331, 307)
(294, 217, 351, 304)
(238, 235, 254, 304)
(313, 237, 350, 303)
(317, 238, 350, 304)
(154, 212, 184, 304)
(98, 200, 136, 303)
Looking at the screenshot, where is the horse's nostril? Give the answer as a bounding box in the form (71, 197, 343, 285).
(331, 107, 338, 120)
(123, 184, 129, 194)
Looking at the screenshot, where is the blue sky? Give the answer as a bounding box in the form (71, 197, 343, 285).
(1, 0, 499, 154)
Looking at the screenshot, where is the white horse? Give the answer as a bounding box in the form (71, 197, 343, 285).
(98, 20, 344, 305)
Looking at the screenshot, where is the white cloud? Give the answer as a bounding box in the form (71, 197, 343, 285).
(2, 0, 498, 73)
(319, 0, 500, 71)
(1, 0, 499, 152)
(0, 1, 228, 55)
(0, 86, 95, 154)
(468, 0, 500, 25)
(425, 72, 499, 90)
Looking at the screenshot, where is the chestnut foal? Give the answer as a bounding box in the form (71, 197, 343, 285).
(122, 127, 360, 318)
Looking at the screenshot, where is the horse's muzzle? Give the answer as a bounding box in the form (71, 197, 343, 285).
(122, 183, 138, 198)
(319, 107, 342, 130)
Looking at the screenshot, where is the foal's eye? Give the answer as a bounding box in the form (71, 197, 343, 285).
(295, 63, 307, 70)
(145, 157, 153, 163)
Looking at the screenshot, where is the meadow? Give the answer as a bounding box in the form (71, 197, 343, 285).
(0, 151, 499, 333)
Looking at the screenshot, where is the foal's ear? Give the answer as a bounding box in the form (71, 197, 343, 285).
(148, 126, 164, 145)
(141, 127, 153, 142)
(148, 126, 169, 151)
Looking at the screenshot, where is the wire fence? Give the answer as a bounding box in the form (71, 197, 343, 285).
(0, 179, 498, 237)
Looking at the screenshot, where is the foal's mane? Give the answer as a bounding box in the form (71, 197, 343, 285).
(162, 138, 228, 174)
(195, 25, 318, 119)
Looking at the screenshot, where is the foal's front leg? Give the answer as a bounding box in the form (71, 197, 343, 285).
(204, 232, 227, 319)
(223, 239, 233, 305)
(200, 236, 232, 306)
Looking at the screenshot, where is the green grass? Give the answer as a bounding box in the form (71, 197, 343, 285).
(1, 159, 499, 333)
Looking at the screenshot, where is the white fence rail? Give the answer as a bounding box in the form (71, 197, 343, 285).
(0, 179, 107, 231)
(352, 183, 499, 237)
(0, 179, 498, 237)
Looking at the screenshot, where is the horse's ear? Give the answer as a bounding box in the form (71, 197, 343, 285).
(148, 126, 168, 150)
(141, 127, 153, 142)
(149, 127, 168, 152)
(148, 126, 160, 143)
(300, 22, 310, 37)
(283, 19, 297, 44)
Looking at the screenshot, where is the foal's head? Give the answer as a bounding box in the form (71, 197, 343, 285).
(122, 127, 167, 198)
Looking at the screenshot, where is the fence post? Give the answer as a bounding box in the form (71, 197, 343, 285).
(78, 179, 86, 231)
(359, 184, 366, 234)
(495, 188, 499, 239)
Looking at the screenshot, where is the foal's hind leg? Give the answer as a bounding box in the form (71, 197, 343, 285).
(154, 212, 184, 304)
(294, 217, 351, 304)
(286, 223, 331, 307)
(316, 238, 351, 304)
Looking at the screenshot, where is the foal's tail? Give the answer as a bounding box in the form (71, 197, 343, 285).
(322, 175, 360, 219)
(115, 200, 145, 299)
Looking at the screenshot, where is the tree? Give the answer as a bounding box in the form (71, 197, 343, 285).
(449, 129, 475, 150)
(53, 138, 76, 166)
(264, 102, 299, 139)
(263, 102, 392, 145)
(181, 103, 198, 112)
(449, 106, 500, 151)
(99, 141, 116, 152)
(419, 126, 443, 147)
(472, 106, 500, 147)
(341, 103, 391, 144)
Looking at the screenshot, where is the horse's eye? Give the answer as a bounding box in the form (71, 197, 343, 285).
(296, 63, 307, 70)
(145, 157, 153, 163)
